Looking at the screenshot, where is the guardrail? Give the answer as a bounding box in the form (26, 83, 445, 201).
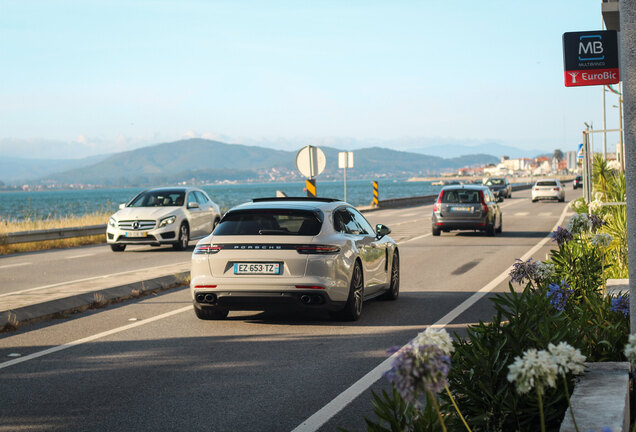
(372, 183, 535, 209)
(1, 225, 107, 245)
(0, 182, 560, 243)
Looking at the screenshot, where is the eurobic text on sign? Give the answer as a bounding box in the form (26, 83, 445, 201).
(562, 30, 620, 87)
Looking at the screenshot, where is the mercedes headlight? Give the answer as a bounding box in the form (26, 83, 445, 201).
(108, 217, 116, 228)
(159, 215, 177, 228)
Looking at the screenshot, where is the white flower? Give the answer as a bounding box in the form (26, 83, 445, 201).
(548, 342, 586, 376)
(608, 160, 622, 171)
(413, 327, 455, 355)
(535, 261, 556, 280)
(624, 334, 636, 364)
(507, 348, 558, 394)
(567, 213, 592, 234)
(591, 233, 613, 247)
(574, 200, 584, 209)
(589, 199, 603, 214)
(595, 192, 605, 201)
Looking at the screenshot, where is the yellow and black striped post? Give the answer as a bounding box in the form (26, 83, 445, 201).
(306, 179, 317, 198)
(372, 181, 379, 207)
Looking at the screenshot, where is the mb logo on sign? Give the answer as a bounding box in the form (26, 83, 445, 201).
(563, 30, 619, 87)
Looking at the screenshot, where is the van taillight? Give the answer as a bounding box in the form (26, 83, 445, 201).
(433, 190, 444, 212)
(479, 191, 489, 214)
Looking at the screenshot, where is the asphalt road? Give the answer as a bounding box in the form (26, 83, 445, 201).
(0, 188, 579, 432)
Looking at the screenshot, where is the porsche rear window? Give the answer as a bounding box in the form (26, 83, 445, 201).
(214, 210, 323, 236)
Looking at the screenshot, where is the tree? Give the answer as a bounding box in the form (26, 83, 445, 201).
(553, 149, 564, 162)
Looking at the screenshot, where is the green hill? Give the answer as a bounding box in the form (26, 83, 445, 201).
(36, 139, 498, 186)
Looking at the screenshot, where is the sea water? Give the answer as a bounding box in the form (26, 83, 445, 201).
(0, 179, 449, 221)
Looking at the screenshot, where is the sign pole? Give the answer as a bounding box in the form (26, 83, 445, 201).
(582, 129, 592, 204)
(344, 164, 347, 202)
(618, 2, 636, 333)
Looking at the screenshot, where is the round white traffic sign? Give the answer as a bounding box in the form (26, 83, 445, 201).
(296, 145, 326, 178)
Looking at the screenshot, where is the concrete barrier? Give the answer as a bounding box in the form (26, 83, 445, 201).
(560, 362, 631, 432)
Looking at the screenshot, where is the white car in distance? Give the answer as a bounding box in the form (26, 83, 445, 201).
(107, 187, 221, 252)
(531, 179, 565, 203)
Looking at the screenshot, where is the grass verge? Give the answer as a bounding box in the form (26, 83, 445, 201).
(0, 212, 110, 255)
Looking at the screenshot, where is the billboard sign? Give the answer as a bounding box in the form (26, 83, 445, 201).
(563, 30, 619, 87)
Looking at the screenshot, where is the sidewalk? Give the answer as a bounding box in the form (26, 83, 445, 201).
(1, 262, 190, 331)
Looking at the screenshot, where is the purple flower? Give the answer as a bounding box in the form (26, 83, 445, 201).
(552, 226, 574, 246)
(611, 295, 629, 317)
(588, 214, 605, 232)
(546, 280, 573, 311)
(509, 258, 539, 284)
(384, 343, 451, 405)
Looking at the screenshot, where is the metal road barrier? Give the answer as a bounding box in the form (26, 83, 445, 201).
(0, 182, 551, 243)
(372, 183, 535, 209)
(1, 224, 107, 245)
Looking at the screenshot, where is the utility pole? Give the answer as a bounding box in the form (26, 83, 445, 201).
(619, 0, 636, 333)
(619, 82, 625, 171)
(603, 86, 608, 159)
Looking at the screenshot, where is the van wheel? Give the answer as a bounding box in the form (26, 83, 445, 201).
(110, 244, 126, 252)
(495, 217, 503, 234)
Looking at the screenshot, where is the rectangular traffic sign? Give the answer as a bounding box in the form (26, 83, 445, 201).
(563, 30, 619, 87)
(338, 151, 353, 169)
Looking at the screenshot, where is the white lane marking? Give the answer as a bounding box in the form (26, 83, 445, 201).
(401, 212, 419, 217)
(290, 205, 570, 432)
(398, 233, 431, 244)
(0, 306, 192, 370)
(390, 218, 430, 227)
(499, 199, 525, 209)
(65, 253, 96, 259)
(0, 261, 189, 298)
(0, 262, 31, 270)
(539, 212, 552, 217)
(514, 212, 530, 216)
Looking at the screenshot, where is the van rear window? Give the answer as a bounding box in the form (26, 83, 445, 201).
(441, 190, 481, 204)
(214, 209, 323, 236)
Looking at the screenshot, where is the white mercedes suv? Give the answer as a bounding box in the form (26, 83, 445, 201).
(190, 197, 400, 321)
(107, 187, 221, 252)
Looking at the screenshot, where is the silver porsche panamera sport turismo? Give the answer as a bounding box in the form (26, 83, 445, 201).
(190, 197, 400, 321)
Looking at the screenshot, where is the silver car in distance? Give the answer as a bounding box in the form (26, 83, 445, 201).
(107, 187, 222, 252)
(190, 197, 400, 321)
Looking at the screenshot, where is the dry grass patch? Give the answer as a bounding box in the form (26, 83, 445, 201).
(0, 211, 110, 255)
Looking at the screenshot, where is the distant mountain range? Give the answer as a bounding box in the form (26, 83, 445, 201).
(3, 138, 503, 186)
(0, 155, 110, 183)
(241, 137, 548, 159)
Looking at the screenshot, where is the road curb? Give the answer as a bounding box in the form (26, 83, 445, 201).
(1, 271, 190, 331)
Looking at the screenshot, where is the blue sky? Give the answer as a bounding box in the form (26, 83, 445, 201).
(0, 0, 621, 158)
